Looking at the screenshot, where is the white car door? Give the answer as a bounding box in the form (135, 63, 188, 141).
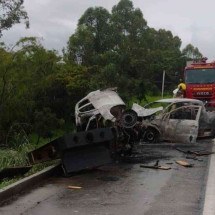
(162, 105, 202, 143)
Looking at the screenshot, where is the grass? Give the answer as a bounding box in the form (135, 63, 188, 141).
(0, 146, 59, 189)
(0, 145, 31, 168)
(0, 145, 31, 189)
(0, 160, 59, 189)
(0, 129, 66, 189)
(0, 178, 22, 189)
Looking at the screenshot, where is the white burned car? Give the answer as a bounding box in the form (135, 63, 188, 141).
(75, 88, 125, 131)
(133, 98, 215, 143)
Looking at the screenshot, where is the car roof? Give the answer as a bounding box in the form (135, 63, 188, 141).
(155, 98, 203, 104)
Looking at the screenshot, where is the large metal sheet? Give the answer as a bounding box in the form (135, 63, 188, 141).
(61, 144, 112, 175)
(28, 128, 115, 175)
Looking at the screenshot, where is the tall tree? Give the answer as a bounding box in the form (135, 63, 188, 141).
(182, 44, 203, 60)
(67, 7, 111, 65)
(0, 0, 29, 36)
(110, 0, 148, 97)
(111, 0, 147, 40)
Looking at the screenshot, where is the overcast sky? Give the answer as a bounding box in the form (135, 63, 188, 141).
(1, 0, 215, 60)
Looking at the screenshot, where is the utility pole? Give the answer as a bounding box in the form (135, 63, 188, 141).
(161, 70, 165, 98)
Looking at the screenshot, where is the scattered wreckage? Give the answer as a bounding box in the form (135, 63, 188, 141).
(2, 88, 215, 179)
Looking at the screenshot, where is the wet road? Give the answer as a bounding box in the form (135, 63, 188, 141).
(0, 141, 212, 215)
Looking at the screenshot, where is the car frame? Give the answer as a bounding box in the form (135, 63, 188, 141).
(133, 98, 215, 143)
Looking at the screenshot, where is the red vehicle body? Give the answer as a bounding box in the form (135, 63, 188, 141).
(184, 58, 215, 107)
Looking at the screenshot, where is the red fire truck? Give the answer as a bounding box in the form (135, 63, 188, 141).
(184, 58, 215, 107)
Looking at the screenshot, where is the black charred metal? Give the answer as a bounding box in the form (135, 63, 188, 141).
(28, 128, 115, 175)
(0, 166, 32, 180)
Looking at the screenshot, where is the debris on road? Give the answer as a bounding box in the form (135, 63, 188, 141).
(140, 164, 171, 170)
(185, 156, 203, 161)
(68, 185, 82, 189)
(166, 162, 173, 165)
(176, 148, 215, 156)
(0, 166, 32, 180)
(176, 160, 194, 167)
(140, 161, 171, 170)
(185, 155, 203, 161)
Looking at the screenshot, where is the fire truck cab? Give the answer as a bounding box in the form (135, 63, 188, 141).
(184, 58, 215, 108)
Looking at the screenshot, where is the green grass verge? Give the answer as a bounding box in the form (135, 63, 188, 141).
(0, 160, 59, 189)
(0, 129, 66, 189)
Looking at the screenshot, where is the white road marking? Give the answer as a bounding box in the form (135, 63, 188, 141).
(202, 140, 215, 215)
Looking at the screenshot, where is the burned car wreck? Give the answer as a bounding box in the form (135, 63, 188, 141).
(75, 88, 126, 131)
(133, 98, 215, 144)
(75, 90, 215, 145)
(27, 89, 215, 176)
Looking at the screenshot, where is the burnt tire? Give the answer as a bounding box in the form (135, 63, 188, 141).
(144, 127, 159, 143)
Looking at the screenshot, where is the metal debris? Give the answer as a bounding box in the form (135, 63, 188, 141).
(28, 128, 115, 176)
(140, 160, 171, 170)
(176, 148, 215, 156)
(0, 166, 32, 180)
(140, 164, 171, 170)
(68, 186, 82, 189)
(185, 156, 203, 161)
(176, 160, 194, 167)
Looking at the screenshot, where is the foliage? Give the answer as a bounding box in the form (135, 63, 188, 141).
(34, 108, 60, 144)
(0, 37, 89, 145)
(0, 0, 29, 36)
(182, 44, 203, 61)
(66, 0, 191, 101)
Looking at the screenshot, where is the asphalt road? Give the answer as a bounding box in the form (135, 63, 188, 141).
(0, 140, 213, 215)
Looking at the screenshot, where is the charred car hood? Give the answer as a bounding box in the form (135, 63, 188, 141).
(132, 103, 163, 117)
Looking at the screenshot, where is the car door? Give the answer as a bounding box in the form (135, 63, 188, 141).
(162, 105, 202, 143)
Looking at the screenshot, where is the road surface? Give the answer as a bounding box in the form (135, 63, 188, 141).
(0, 140, 213, 215)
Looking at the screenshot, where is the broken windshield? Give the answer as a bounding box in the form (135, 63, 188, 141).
(185, 69, 215, 84)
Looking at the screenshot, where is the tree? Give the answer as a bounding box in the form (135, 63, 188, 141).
(0, 0, 29, 36)
(140, 28, 183, 92)
(66, 0, 204, 99)
(34, 108, 59, 145)
(0, 46, 13, 111)
(67, 7, 111, 65)
(182, 44, 203, 60)
(0, 37, 61, 145)
(111, 0, 147, 40)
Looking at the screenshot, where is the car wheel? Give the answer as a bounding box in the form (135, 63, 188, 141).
(144, 127, 159, 143)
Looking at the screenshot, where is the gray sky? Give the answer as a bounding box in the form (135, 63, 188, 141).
(1, 0, 215, 59)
